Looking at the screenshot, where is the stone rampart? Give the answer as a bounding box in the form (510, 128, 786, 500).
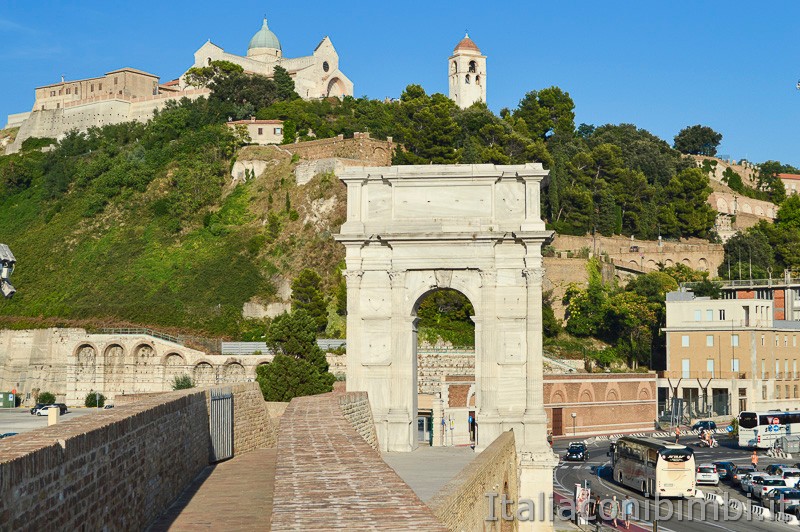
(428, 431, 518, 531)
(281, 134, 394, 166)
(0, 388, 210, 531)
(270, 392, 446, 530)
(0, 382, 279, 530)
(337, 391, 379, 450)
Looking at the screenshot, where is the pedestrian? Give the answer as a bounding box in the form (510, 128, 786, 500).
(675, 425, 681, 444)
(547, 431, 553, 447)
(623, 495, 634, 529)
(751, 450, 759, 470)
(611, 495, 621, 528)
(588, 495, 598, 525)
(594, 495, 604, 531)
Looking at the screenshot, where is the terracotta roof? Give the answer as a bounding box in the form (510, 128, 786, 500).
(454, 33, 481, 53)
(227, 119, 284, 125)
(778, 173, 800, 180)
(161, 79, 180, 87)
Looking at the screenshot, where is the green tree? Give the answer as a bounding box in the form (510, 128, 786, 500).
(273, 66, 299, 101)
(661, 168, 716, 238)
(513, 87, 575, 140)
(256, 354, 335, 401)
(84, 391, 106, 408)
(290, 269, 328, 333)
(37, 391, 56, 404)
(673, 125, 723, 156)
(266, 310, 329, 373)
(172, 374, 195, 390)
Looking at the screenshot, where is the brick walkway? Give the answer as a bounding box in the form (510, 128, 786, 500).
(148, 447, 276, 531)
(270, 394, 447, 530)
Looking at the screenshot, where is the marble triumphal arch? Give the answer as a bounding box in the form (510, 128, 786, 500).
(335, 164, 559, 512)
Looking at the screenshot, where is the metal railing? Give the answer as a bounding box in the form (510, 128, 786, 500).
(209, 387, 233, 462)
(657, 371, 749, 379)
(98, 327, 181, 345)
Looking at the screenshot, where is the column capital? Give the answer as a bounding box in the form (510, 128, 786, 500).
(343, 270, 364, 283)
(522, 267, 544, 284)
(387, 269, 405, 287)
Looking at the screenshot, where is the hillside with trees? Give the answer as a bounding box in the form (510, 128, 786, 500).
(0, 60, 795, 345)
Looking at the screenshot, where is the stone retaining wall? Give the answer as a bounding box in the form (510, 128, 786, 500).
(281, 134, 394, 166)
(229, 382, 281, 452)
(428, 430, 518, 531)
(337, 391, 379, 451)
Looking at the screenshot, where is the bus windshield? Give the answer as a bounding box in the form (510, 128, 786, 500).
(659, 449, 693, 462)
(740, 412, 758, 429)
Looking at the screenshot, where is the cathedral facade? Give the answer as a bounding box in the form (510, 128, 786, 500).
(185, 17, 353, 100)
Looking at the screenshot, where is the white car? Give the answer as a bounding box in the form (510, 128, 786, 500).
(696, 464, 720, 486)
(36, 405, 56, 416)
(778, 467, 800, 488)
(757, 476, 788, 502)
(741, 473, 765, 494)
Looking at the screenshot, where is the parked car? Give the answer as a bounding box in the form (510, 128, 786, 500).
(777, 467, 800, 488)
(32, 404, 54, 415)
(696, 464, 720, 486)
(0, 432, 18, 439)
(692, 420, 717, 431)
(766, 464, 788, 476)
(768, 488, 800, 509)
(29, 403, 46, 415)
(757, 477, 788, 502)
(565, 442, 589, 461)
(732, 465, 757, 487)
(103, 404, 114, 409)
(741, 473, 766, 494)
(54, 403, 68, 415)
(36, 405, 58, 416)
(712, 461, 736, 481)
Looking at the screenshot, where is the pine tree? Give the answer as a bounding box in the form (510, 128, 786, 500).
(290, 269, 328, 333)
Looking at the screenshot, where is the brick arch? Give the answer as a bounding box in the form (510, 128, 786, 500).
(638, 386, 651, 400)
(741, 202, 752, 214)
(193, 361, 216, 386)
(163, 353, 186, 382)
(103, 343, 126, 396)
(605, 385, 620, 402)
(222, 362, 246, 383)
(550, 384, 567, 405)
(716, 197, 729, 213)
(577, 383, 595, 403)
(682, 258, 692, 267)
(697, 258, 709, 271)
(664, 259, 674, 267)
(754, 205, 764, 216)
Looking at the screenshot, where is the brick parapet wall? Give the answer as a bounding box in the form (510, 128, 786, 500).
(337, 391, 379, 451)
(0, 388, 210, 531)
(428, 431, 518, 531)
(282, 135, 394, 166)
(270, 393, 446, 530)
(228, 382, 280, 452)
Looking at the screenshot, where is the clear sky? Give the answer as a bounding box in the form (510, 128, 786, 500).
(2, 1, 799, 166)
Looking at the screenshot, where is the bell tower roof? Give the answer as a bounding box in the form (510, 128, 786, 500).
(453, 32, 481, 54)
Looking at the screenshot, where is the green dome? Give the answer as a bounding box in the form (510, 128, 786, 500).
(248, 18, 281, 51)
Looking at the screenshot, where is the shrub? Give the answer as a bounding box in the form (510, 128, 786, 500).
(172, 374, 195, 390)
(85, 391, 106, 408)
(37, 391, 56, 404)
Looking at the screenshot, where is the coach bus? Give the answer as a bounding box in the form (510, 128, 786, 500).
(611, 437, 696, 498)
(738, 410, 800, 449)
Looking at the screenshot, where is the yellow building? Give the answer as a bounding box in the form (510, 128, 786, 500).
(660, 290, 800, 421)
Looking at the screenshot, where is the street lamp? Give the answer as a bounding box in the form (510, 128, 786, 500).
(571, 412, 577, 436)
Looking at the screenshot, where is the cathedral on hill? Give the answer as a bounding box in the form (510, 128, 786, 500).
(184, 17, 353, 100)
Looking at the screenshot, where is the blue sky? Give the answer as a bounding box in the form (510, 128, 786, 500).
(2, 1, 799, 166)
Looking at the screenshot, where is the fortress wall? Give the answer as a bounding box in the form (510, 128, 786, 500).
(428, 431, 518, 531)
(0, 382, 281, 531)
(282, 135, 395, 166)
(0, 328, 269, 406)
(0, 388, 210, 531)
(337, 391, 379, 450)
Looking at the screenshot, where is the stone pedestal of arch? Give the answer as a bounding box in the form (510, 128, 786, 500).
(335, 164, 559, 528)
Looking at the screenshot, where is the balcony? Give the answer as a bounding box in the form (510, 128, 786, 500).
(657, 370, 749, 380)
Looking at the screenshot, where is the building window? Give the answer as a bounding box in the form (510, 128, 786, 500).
(58, 89, 62, 95)
(91, 84, 94, 92)
(98, 83, 102, 90)
(681, 335, 689, 347)
(706, 309, 713, 321)
(795, 385, 798, 399)
(274, 127, 282, 134)
(451, 60, 457, 73)
(323, 61, 330, 72)
(776, 335, 780, 347)
(786, 359, 790, 378)
(786, 385, 790, 399)
(706, 335, 714, 347)
(114, 77, 118, 85)
(257, 128, 263, 135)
(731, 358, 740, 372)
(476, 75, 481, 85)
(694, 309, 702, 321)
(777, 386, 782, 399)
(762, 360, 766, 379)
(56, 103, 59, 108)
(776, 361, 781, 379)
(732, 334, 739, 347)
(469, 60, 477, 73)
(794, 336, 797, 347)
(763, 385, 767, 400)
(719, 309, 726, 320)
(66, 88, 70, 94)
(761, 335, 765, 346)
(794, 360, 797, 379)
(682, 359, 690, 378)
(707, 359, 715, 378)
(785, 335, 789, 347)
(50, 90, 55, 96)
(465, 74, 470, 84)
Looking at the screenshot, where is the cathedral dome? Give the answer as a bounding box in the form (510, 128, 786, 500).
(248, 18, 281, 51)
(454, 33, 480, 54)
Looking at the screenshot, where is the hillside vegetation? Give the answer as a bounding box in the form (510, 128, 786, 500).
(0, 60, 795, 339)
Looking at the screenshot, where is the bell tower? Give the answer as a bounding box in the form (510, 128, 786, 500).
(448, 33, 486, 109)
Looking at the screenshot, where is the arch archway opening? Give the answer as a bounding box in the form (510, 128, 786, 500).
(413, 287, 477, 447)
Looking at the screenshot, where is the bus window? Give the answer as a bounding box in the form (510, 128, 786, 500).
(740, 412, 757, 429)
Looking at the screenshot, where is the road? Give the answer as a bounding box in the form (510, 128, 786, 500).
(0, 407, 101, 438)
(553, 434, 800, 531)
